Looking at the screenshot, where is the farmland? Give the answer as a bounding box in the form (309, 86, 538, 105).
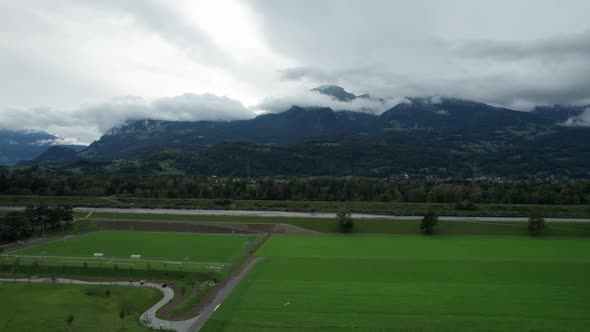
(0, 282, 160, 332)
(202, 235, 590, 331)
(3, 211, 590, 331)
(256, 235, 590, 261)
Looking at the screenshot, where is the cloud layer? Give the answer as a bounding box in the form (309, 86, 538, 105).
(257, 89, 407, 115)
(563, 108, 590, 127)
(0, 94, 254, 144)
(1, 0, 590, 141)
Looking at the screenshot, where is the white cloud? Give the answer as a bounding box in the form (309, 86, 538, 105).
(0, 93, 254, 144)
(1, 0, 590, 141)
(256, 88, 408, 115)
(35, 137, 84, 146)
(563, 108, 590, 127)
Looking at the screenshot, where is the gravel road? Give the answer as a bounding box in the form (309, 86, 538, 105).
(73, 207, 590, 223)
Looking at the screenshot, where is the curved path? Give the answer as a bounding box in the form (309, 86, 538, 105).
(0, 257, 266, 331)
(0, 277, 199, 331)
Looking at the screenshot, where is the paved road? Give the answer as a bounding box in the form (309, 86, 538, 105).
(0, 277, 198, 331)
(188, 257, 265, 331)
(74, 207, 590, 223)
(2, 206, 589, 222)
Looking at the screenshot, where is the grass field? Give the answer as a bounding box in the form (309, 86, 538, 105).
(0, 282, 160, 332)
(256, 235, 590, 261)
(2, 231, 262, 320)
(202, 235, 590, 331)
(11, 231, 256, 263)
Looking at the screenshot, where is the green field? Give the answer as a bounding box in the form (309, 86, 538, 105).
(257, 235, 590, 261)
(202, 236, 590, 331)
(2, 231, 261, 320)
(0, 282, 160, 332)
(11, 231, 256, 263)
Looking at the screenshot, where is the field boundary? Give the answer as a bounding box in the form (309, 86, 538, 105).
(7, 232, 95, 254)
(188, 257, 267, 331)
(165, 234, 270, 323)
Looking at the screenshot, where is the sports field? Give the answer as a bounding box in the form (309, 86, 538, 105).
(202, 235, 590, 331)
(5, 231, 259, 274)
(0, 282, 160, 332)
(11, 231, 256, 262)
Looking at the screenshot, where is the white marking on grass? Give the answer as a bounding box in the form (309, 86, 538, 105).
(214, 304, 220, 312)
(7, 232, 95, 254)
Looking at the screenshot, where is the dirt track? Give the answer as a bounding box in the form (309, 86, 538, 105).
(90, 218, 318, 235)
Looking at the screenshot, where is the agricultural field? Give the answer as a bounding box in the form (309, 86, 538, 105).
(0, 282, 160, 332)
(202, 235, 590, 331)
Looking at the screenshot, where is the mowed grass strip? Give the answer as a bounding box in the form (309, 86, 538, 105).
(0, 282, 160, 332)
(201, 257, 590, 332)
(256, 235, 590, 262)
(12, 231, 255, 262)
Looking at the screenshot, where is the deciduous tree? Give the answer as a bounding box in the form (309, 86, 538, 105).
(336, 209, 354, 233)
(420, 208, 438, 235)
(528, 210, 545, 236)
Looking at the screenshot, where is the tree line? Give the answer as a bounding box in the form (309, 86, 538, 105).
(337, 208, 546, 236)
(1, 171, 590, 205)
(0, 204, 73, 242)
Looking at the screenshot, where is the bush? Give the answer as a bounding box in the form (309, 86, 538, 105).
(336, 209, 354, 233)
(528, 211, 545, 236)
(420, 208, 438, 235)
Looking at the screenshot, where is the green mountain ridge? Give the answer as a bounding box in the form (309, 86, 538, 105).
(19, 94, 590, 178)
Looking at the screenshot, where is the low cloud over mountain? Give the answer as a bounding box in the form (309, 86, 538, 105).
(256, 86, 408, 116)
(0, 93, 254, 144)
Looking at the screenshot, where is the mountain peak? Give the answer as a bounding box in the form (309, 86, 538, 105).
(311, 85, 357, 102)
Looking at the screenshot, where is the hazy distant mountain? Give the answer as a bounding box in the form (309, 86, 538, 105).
(80, 105, 381, 160)
(22, 89, 590, 178)
(311, 85, 358, 102)
(28, 146, 81, 165)
(0, 129, 86, 165)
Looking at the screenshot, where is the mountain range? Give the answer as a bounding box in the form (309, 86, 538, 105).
(0, 129, 85, 166)
(5, 86, 590, 178)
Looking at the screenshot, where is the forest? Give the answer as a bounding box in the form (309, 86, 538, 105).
(1, 170, 589, 205)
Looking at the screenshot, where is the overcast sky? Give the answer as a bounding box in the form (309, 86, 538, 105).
(1, 0, 590, 143)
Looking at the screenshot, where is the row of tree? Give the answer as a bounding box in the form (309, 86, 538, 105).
(419, 210, 546, 236)
(337, 209, 546, 236)
(1, 172, 590, 205)
(0, 204, 73, 242)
